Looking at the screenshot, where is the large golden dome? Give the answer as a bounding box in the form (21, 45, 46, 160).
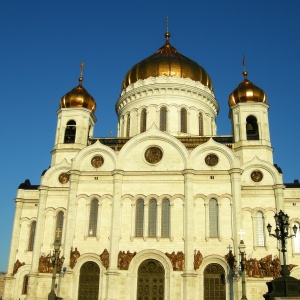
(121, 32, 213, 90)
(60, 76, 96, 112)
(229, 70, 267, 107)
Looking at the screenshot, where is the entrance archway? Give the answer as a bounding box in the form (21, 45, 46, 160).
(204, 263, 226, 300)
(137, 259, 165, 300)
(78, 261, 100, 300)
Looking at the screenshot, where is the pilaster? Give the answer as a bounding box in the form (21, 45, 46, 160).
(105, 169, 124, 300)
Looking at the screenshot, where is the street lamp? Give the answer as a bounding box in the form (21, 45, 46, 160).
(238, 240, 247, 300)
(48, 231, 64, 300)
(267, 210, 297, 277)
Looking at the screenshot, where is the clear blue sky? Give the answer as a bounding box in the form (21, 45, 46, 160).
(1, 0, 300, 272)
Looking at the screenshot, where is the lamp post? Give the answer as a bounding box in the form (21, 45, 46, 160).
(48, 230, 64, 300)
(267, 210, 297, 277)
(238, 240, 247, 300)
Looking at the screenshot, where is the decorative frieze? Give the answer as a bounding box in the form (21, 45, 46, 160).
(194, 250, 203, 270)
(165, 251, 185, 271)
(13, 259, 25, 275)
(118, 251, 136, 270)
(100, 249, 110, 269)
(70, 247, 80, 269)
(38, 253, 64, 273)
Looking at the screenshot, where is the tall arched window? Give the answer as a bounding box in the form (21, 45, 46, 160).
(209, 199, 219, 238)
(126, 114, 130, 137)
(136, 199, 144, 237)
(140, 109, 147, 133)
(64, 120, 76, 143)
(161, 199, 170, 238)
(199, 112, 203, 136)
(204, 264, 226, 299)
(28, 220, 36, 251)
(88, 199, 99, 236)
(160, 107, 167, 131)
(148, 199, 157, 237)
(22, 275, 29, 294)
(256, 211, 265, 246)
(294, 223, 300, 254)
(246, 116, 259, 140)
(55, 211, 64, 242)
(180, 108, 187, 133)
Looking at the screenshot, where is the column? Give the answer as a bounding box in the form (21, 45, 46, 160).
(105, 170, 124, 300)
(182, 170, 197, 300)
(273, 184, 285, 211)
(27, 187, 48, 299)
(229, 168, 243, 254)
(62, 171, 80, 266)
(6, 200, 23, 276)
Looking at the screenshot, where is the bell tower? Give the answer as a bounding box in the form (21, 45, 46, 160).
(229, 60, 273, 164)
(51, 63, 97, 165)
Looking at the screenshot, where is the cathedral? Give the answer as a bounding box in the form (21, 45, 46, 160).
(4, 30, 300, 300)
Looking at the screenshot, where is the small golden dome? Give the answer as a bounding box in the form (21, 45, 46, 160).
(229, 70, 267, 107)
(121, 32, 213, 90)
(60, 76, 96, 112)
(60, 63, 96, 112)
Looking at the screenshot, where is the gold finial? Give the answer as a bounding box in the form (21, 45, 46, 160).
(79, 61, 84, 85)
(242, 55, 248, 79)
(165, 16, 170, 41)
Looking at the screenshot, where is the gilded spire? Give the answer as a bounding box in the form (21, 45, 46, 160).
(242, 55, 248, 79)
(79, 61, 84, 85)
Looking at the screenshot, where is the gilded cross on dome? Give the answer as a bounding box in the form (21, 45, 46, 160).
(78, 62, 85, 85)
(165, 16, 170, 41)
(242, 55, 248, 79)
(80, 62, 85, 78)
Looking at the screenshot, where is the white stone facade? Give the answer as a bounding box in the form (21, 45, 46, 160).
(4, 51, 300, 300)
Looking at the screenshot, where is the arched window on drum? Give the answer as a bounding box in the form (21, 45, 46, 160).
(140, 108, 147, 133)
(180, 108, 187, 133)
(160, 107, 167, 131)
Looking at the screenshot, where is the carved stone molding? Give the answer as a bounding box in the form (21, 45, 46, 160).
(118, 251, 136, 270)
(165, 251, 185, 271)
(70, 247, 80, 269)
(100, 249, 110, 269)
(13, 259, 25, 275)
